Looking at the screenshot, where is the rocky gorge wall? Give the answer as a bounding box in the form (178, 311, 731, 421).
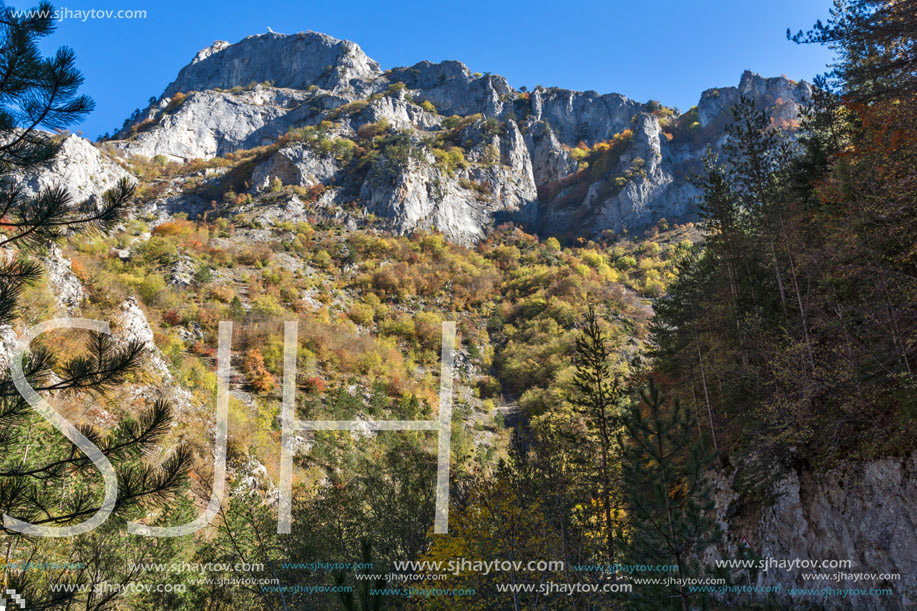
(106, 31, 812, 244)
(710, 453, 917, 610)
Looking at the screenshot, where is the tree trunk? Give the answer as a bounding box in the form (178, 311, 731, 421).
(779, 217, 815, 372)
(599, 408, 615, 563)
(693, 327, 722, 467)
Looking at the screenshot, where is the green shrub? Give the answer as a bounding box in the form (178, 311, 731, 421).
(347, 302, 375, 326)
(138, 273, 167, 304)
(357, 119, 390, 140)
(384, 82, 407, 97)
(251, 294, 285, 318)
(432, 146, 466, 176)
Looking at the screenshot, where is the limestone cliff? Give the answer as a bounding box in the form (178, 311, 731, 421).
(709, 454, 916, 610)
(107, 31, 812, 243)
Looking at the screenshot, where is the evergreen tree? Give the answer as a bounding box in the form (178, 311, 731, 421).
(653, 0, 916, 474)
(0, 4, 190, 606)
(618, 380, 720, 611)
(789, 0, 917, 102)
(572, 306, 623, 563)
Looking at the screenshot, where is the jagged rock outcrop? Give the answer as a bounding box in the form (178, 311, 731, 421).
(708, 453, 917, 610)
(348, 91, 442, 131)
(251, 142, 341, 191)
(168, 256, 196, 287)
(359, 118, 537, 243)
(40, 245, 84, 313)
(12, 134, 133, 205)
(164, 32, 382, 97)
(233, 457, 279, 501)
(698, 70, 813, 129)
(115, 297, 193, 411)
(115, 297, 172, 381)
(538, 112, 699, 236)
(387, 61, 513, 117)
(113, 87, 315, 161)
(525, 121, 577, 185)
(108, 31, 812, 242)
(0, 324, 19, 375)
(527, 87, 645, 145)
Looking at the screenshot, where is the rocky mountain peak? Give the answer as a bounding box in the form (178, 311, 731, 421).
(698, 70, 812, 128)
(96, 32, 815, 243)
(163, 31, 383, 98)
(189, 39, 231, 64)
(385, 60, 513, 117)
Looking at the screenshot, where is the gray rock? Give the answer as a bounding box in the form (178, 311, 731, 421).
(536, 112, 693, 236)
(177, 321, 203, 344)
(387, 60, 513, 117)
(359, 120, 536, 244)
(709, 453, 917, 610)
(698, 70, 812, 128)
(9, 134, 134, 206)
(233, 456, 278, 499)
(0, 324, 19, 375)
(113, 87, 315, 161)
(168, 256, 196, 287)
(115, 297, 194, 412)
(525, 121, 577, 186)
(251, 143, 341, 191)
(115, 297, 171, 380)
(105, 30, 813, 241)
(348, 93, 440, 131)
(527, 87, 645, 145)
(40, 244, 84, 313)
(164, 31, 381, 98)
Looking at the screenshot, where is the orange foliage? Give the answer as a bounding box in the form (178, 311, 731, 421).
(242, 348, 276, 394)
(152, 219, 196, 237)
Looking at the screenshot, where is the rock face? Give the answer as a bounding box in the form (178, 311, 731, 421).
(527, 87, 644, 144)
(0, 324, 19, 375)
(537, 111, 697, 236)
(115, 297, 194, 411)
(112, 86, 319, 161)
(387, 61, 514, 117)
(108, 31, 813, 242)
(115, 297, 172, 381)
(12, 134, 134, 206)
(698, 70, 813, 129)
(710, 453, 917, 610)
(358, 118, 537, 243)
(40, 245, 84, 313)
(251, 142, 341, 190)
(164, 32, 382, 97)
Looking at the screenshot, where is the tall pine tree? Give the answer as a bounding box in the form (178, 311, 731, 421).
(618, 380, 720, 611)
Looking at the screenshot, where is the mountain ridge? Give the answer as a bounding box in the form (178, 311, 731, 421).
(99, 31, 812, 243)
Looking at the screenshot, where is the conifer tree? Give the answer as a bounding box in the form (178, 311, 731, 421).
(0, 4, 190, 606)
(789, 0, 917, 102)
(618, 380, 720, 611)
(572, 306, 623, 563)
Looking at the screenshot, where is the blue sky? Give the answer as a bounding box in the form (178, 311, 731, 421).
(29, 0, 836, 140)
